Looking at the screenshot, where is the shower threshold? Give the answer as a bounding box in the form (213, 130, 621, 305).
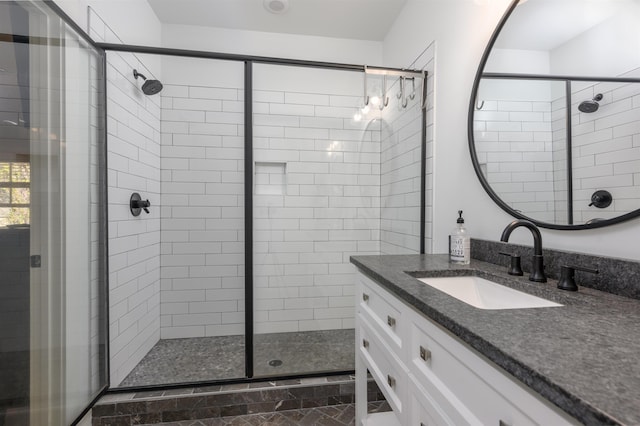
(118, 329, 355, 388)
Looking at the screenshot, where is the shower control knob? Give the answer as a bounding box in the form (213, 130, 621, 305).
(130, 192, 151, 216)
(589, 190, 612, 208)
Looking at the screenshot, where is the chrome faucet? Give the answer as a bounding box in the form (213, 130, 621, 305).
(500, 219, 547, 283)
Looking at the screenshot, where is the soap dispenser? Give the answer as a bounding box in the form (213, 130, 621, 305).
(449, 210, 470, 265)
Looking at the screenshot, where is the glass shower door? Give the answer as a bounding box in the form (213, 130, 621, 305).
(252, 63, 381, 377)
(0, 1, 107, 424)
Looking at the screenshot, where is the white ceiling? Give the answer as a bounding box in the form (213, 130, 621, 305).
(147, 0, 407, 41)
(494, 0, 628, 51)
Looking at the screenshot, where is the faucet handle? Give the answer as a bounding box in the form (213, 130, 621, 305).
(499, 252, 523, 276)
(557, 265, 599, 291)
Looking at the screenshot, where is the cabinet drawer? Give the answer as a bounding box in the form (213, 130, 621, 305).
(358, 273, 404, 357)
(359, 314, 407, 416)
(408, 315, 575, 426)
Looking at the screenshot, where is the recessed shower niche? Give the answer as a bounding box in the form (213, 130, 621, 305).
(255, 162, 286, 195)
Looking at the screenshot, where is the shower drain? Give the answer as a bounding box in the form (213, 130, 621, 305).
(268, 359, 283, 367)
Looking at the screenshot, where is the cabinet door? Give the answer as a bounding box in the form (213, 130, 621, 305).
(409, 376, 467, 426)
(358, 314, 407, 416)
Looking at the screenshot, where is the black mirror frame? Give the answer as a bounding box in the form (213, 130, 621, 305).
(468, 0, 640, 230)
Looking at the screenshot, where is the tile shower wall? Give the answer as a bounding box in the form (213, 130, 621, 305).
(379, 81, 422, 254)
(158, 58, 245, 339)
(570, 80, 640, 224)
(106, 51, 162, 385)
(379, 44, 434, 254)
(474, 80, 555, 223)
(252, 65, 381, 334)
(551, 95, 568, 223)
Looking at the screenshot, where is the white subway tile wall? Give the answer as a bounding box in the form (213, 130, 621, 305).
(571, 80, 640, 224)
(252, 64, 381, 334)
(106, 50, 162, 386)
(551, 96, 569, 223)
(160, 60, 246, 340)
(106, 52, 431, 379)
(477, 78, 640, 225)
(475, 95, 555, 223)
(380, 77, 425, 254)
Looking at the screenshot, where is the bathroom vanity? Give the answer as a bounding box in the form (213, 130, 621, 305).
(351, 254, 640, 426)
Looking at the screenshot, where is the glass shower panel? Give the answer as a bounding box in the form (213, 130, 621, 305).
(107, 53, 246, 387)
(379, 76, 424, 254)
(0, 1, 107, 424)
(252, 64, 381, 377)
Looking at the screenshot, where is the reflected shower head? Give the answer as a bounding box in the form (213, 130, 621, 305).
(578, 93, 603, 113)
(133, 69, 163, 95)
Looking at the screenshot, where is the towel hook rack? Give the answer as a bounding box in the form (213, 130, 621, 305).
(363, 65, 370, 106)
(380, 75, 389, 110)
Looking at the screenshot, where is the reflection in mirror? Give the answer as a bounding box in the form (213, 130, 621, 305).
(470, 0, 640, 229)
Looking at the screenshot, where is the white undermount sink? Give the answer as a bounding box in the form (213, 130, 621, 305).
(417, 276, 562, 310)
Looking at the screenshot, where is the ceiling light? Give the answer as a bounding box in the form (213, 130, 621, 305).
(264, 0, 290, 14)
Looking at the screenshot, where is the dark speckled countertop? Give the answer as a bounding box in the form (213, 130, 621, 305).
(350, 254, 640, 426)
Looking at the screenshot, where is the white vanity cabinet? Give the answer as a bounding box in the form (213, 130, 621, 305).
(355, 270, 579, 426)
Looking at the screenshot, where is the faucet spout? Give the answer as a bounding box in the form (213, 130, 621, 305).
(500, 219, 546, 282)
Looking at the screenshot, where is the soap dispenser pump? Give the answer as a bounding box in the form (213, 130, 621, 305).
(449, 210, 470, 265)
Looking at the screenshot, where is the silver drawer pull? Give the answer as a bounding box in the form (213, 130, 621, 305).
(362, 339, 369, 349)
(499, 421, 511, 426)
(362, 293, 369, 302)
(420, 345, 432, 362)
(387, 374, 396, 388)
(387, 315, 396, 327)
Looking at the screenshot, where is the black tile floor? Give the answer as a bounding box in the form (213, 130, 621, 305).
(119, 330, 355, 387)
(141, 402, 390, 426)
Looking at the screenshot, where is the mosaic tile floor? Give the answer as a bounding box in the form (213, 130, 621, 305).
(119, 329, 355, 387)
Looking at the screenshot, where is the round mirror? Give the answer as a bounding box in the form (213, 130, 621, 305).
(469, 0, 640, 229)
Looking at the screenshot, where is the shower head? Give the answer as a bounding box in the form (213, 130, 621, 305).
(578, 93, 603, 113)
(133, 69, 163, 95)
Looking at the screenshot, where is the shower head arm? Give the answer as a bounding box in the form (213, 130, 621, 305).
(133, 69, 147, 81)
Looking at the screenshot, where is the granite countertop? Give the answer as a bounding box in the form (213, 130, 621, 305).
(350, 254, 640, 426)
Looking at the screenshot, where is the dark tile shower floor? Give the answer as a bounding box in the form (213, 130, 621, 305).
(119, 329, 355, 387)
